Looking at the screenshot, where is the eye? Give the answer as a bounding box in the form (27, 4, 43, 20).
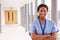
(40, 10, 43, 12)
(44, 10, 46, 12)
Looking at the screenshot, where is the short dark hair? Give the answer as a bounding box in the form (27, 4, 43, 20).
(37, 4, 48, 12)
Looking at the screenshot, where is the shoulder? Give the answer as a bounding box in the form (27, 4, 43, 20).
(31, 19, 39, 25)
(46, 19, 55, 25)
(32, 19, 39, 23)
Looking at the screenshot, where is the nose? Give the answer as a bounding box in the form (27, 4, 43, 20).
(41, 12, 45, 14)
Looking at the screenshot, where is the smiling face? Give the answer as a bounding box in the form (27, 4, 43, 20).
(38, 7, 48, 19)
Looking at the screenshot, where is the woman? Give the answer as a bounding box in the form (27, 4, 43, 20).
(29, 4, 59, 40)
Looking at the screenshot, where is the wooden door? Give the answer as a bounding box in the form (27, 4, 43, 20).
(5, 10, 17, 24)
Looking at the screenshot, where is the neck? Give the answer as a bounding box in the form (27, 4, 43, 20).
(39, 17, 45, 25)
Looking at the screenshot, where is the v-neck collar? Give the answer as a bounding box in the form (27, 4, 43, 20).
(38, 19, 46, 35)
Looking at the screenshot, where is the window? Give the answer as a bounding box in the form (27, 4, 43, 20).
(45, 0, 51, 20)
(57, 0, 60, 27)
(37, 0, 41, 6)
(5, 10, 17, 24)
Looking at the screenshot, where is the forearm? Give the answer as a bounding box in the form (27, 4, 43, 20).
(48, 35, 56, 40)
(43, 35, 56, 40)
(31, 35, 50, 40)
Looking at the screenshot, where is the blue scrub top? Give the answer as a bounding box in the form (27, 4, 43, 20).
(29, 19, 59, 35)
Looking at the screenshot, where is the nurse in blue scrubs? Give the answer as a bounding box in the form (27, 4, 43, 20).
(29, 4, 59, 40)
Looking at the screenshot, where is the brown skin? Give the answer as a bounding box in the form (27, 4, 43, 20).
(31, 7, 57, 40)
(38, 7, 47, 25)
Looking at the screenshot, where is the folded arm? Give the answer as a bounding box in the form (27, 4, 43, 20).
(31, 32, 50, 40)
(31, 31, 57, 40)
(44, 32, 57, 40)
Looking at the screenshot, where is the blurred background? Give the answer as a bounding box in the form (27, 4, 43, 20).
(0, 0, 60, 40)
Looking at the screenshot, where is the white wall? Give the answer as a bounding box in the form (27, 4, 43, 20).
(1, 0, 28, 26)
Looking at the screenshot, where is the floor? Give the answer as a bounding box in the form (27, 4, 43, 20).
(0, 25, 60, 40)
(0, 25, 32, 40)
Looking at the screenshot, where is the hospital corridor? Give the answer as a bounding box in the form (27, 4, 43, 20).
(0, 0, 60, 40)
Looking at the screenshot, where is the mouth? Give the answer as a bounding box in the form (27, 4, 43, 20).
(41, 14, 45, 17)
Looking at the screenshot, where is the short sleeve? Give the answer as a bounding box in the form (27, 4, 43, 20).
(29, 23, 36, 34)
(52, 22, 59, 33)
